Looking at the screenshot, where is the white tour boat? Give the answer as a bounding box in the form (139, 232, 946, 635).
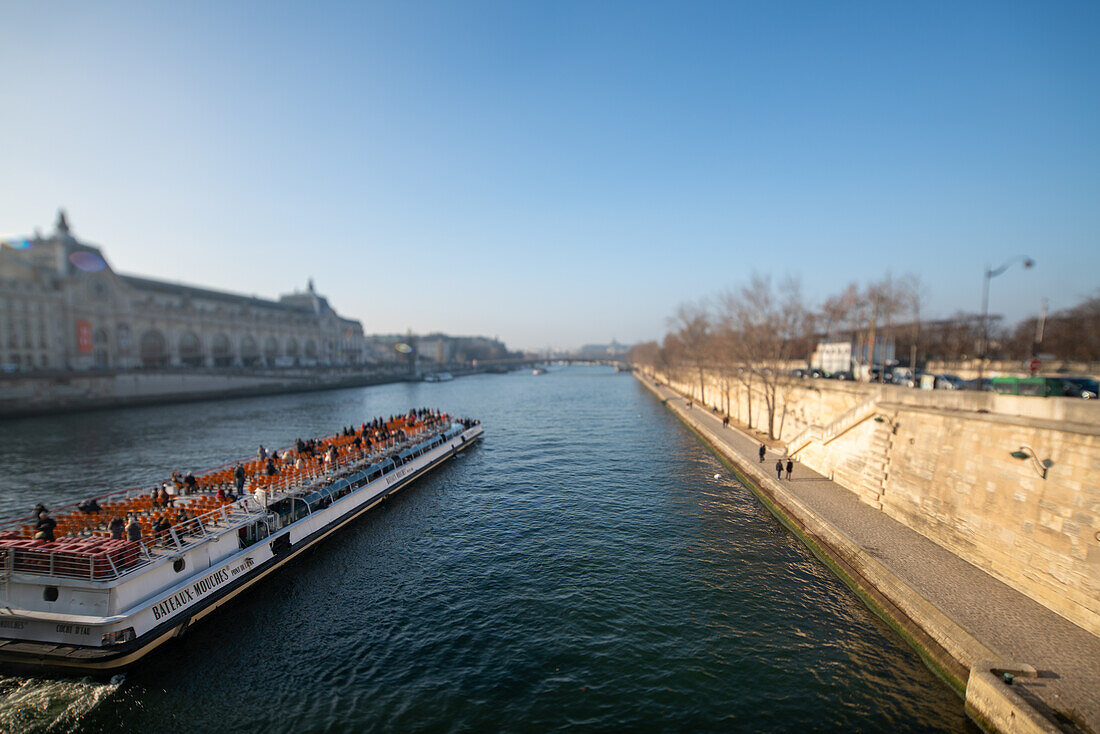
(0, 410, 482, 673)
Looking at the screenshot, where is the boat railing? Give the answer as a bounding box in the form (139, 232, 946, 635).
(0, 421, 470, 584)
(0, 496, 271, 583)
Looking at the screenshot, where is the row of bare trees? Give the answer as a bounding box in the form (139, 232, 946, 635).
(631, 273, 929, 439)
(630, 277, 1100, 439)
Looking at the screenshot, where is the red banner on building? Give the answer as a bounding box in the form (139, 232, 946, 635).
(76, 320, 93, 353)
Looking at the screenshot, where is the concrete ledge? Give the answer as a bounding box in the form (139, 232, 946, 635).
(966, 663, 1060, 734)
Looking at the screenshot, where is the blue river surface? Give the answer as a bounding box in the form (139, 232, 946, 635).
(0, 365, 974, 732)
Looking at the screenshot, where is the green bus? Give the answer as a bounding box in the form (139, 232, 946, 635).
(990, 376, 1066, 397)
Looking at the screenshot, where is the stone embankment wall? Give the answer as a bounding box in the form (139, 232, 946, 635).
(0, 367, 416, 417)
(644, 366, 1100, 636)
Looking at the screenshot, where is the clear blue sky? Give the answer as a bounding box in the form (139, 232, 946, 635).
(2, 1, 1097, 350)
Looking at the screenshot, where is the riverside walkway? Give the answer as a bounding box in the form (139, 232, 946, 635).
(639, 375, 1099, 733)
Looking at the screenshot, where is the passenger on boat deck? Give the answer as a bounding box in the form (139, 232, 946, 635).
(35, 511, 56, 542)
(184, 473, 197, 494)
(78, 498, 101, 514)
(294, 456, 305, 471)
(216, 487, 227, 502)
(265, 458, 277, 476)
(109, 515, 124, 540)
(271, 449, 279, 462)
(126, 515, 142, 542)
(234, 464, 246, 493)
(258, 445, 267, 461)
(152, 516, 170, 541)
(158, 486, 172, 507)
(150, 486, 162, 507)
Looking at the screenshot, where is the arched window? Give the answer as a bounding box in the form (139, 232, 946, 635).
(212, 333, 232, 367)
(263, 336, 279, 366)
(240, 335, 260, 367)
(140, 330, 168, 368)
(179, 332, 203, 367)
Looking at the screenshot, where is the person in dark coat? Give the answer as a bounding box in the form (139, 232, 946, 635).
(785, 459, 793, 480)
(109, 515, 125, 540)
(234, 464, 246, 494)
(759, 444, 766, 462)
(722, 416, 729, 428)
(35, 511, 56, 542)
(775, 459, 783, 480)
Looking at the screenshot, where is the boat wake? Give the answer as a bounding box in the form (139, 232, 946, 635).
(0, 673, 124, 733)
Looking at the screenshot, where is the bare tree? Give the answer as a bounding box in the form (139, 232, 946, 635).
(668, 303, 711, 402)
(723, 275, 808, 439)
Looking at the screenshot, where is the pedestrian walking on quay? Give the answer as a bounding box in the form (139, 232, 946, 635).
(775, 459, 783, 480)
(785, 458, 793, 480)
(722, 416, 729, 428)
(759, 444, 766, 462)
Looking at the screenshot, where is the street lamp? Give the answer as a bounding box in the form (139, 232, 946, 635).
(1010, 445, 1049, 480)
(978, 256, 1034, 384)
(873, 414, 900, 434)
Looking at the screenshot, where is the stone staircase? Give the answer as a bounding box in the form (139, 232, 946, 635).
(786, 396, 878, 455)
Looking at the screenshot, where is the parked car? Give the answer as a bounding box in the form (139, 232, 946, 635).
(961, 377, 993, 391)
(1059, 377, 1098, 399)
(829, 370, 852, 381)
(890, 368, 921, 388)
(934, 374, 964, 390)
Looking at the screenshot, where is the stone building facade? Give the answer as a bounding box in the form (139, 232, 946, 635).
(0, 211, 365, 371)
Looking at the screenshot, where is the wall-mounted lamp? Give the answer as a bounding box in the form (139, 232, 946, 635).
(1010, 445, 1050, 480)
(873, 414, 899, 434)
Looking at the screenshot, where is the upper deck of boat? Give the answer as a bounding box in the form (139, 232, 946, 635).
(0, 414, 474, 586)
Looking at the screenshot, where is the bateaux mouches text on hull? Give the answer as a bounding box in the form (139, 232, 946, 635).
(0, 408, 482, 673)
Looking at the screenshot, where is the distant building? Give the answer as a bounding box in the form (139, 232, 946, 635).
(810, 338, 895, 377)
(0, 211, 365, 371)
(361, 332, 513, 366)
(572, 340, 631, 360)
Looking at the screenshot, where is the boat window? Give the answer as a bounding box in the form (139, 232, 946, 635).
(173, 558, 186, 573)
(43, 586, 58, 602)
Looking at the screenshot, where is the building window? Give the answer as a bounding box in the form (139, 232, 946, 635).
(117, 324, 131, 354)
(179, 332, 203, 367)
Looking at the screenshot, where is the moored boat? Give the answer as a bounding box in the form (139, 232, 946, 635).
(0, 409, 482, 673)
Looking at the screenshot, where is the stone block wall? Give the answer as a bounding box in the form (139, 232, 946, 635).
(646, 365, 1100, 635)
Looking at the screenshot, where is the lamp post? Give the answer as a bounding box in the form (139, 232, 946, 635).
(978, 256, 1034, 384)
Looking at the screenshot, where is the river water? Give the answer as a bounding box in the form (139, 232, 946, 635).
(0, 366, 973, 732)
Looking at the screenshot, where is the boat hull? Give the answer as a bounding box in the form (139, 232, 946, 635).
(0, 428, 481, 674)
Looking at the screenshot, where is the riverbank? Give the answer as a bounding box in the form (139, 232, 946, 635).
(0, 365, 513, 419)
(636, 373, 1099, 734)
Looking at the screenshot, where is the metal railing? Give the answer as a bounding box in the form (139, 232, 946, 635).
(0, 422, 468, 583)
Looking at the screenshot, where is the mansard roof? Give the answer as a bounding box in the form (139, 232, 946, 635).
(118, 274, 317, 314)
